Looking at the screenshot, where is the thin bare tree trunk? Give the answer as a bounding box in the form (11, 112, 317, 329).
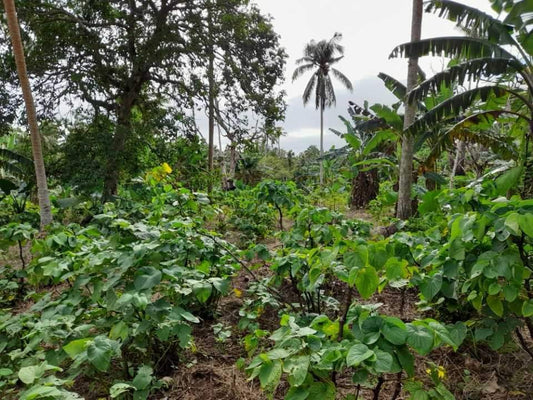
(396, 0, 423, 220)
(449, 140, 465, 189)
(3, 0, 52, 229)
(207, 0, 215, 189)
(319, 104, 324, 185)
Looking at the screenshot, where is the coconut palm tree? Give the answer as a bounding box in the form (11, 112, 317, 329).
(3, 0, 52, 228)
(292, 33, 353, 185)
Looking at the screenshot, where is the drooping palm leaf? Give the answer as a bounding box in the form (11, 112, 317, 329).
(406, 85, 509, 134)
(390, 37, 515, 61)
(292, 63, 315, 81)
(331, 68, 353, 91)
(302, 73, 317, 106)
(426, 0, 516, 45)
(407, 57, 525, 103)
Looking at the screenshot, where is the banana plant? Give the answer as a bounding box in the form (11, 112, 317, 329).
(329, 100, 397, 208)
(390, 0, 533, 195)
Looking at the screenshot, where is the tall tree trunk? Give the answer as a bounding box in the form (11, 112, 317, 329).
(103, 103, 132, 200)
(4, 0, 52, 229)
(319, 104, 324, 185)
(207, 0, 215, 189)
(396, 0, 423, 220)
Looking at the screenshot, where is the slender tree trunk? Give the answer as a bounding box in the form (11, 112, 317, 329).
(449, 140, 465, 189)
(207, 0, 215, 186)
(396, 0, 423, 220)
(319, 104, 324, 185)
(4, 0, 52, 229)
(229, 141, 237, 179)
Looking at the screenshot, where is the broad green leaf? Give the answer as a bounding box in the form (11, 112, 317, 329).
(519, 214, 533, 237)
(193, 282, 213, 303)
(384, 257, 407, 281)
(449, 239, 465, 261)
(355, 266, 379, 299)
(132, 365, 153, 391)
(504, 213, 521, 236)
(19, 386, 63, 400)
(286, 355, 309, 387)
(420, 274, 443, 301)
(396, 346, 415, 377)
(18, 364, 47, 385)
(406, 325, 434, 355)
(503, 285, 518, 302)
(374, 350, 394, 373)
(0, 368, 12, 376)
(259, 360, 282, 391)
(346, 343, 374, 367)
(285, 386, 309, 400)
(522, 299, 533, 317)
(307, 381, 336, 400)
(487, 295, 504, 317)
(134, 267, 162, 291)
(382, 322, 407, 345)
(63, 338, 92, 358)
(110, 383, 134, 398)
(87, 336, 115, 372)
(495, 166, 523, 195)
(109, 322, 129, 341)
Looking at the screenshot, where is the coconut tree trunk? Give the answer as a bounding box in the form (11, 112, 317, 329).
(396, 0, 423, 220)
(319, 103, 324, 185)
(3, 0, 52, 229)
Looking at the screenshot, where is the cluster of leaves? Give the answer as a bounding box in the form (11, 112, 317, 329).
(240, 205, 464, 399)
(0, 176, 237, 399)
(407, 186, 533, 350)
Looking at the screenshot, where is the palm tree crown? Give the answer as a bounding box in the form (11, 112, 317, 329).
(292, 33, 353, 110)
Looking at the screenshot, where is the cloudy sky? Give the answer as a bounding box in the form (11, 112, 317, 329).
(250, 0, 495, 153)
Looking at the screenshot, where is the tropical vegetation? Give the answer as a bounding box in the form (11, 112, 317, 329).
(0, 0, 532, 399)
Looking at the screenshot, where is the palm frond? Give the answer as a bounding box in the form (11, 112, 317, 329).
(426, 0, 516, 45)
(302, 73, 317, 106)
(390, 37, 515, 60)
(407, 57, 525, 103)
(292, 63, 315, 81)
(406, 85, 509, 133)
(331, 68, 353, 90)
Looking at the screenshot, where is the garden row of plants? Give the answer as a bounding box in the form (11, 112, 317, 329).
(0, 169, 532, 399)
